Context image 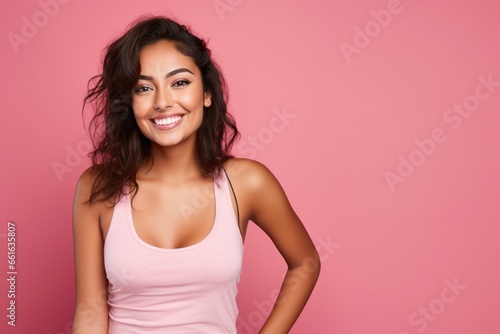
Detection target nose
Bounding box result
[153,86,173,111]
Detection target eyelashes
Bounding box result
[134,86,152,93]
[172,79,191,87]
[133,80,192,94]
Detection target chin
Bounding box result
[152,132,197,148]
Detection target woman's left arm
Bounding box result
[236,159,321,334]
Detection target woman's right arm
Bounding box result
[72,169,109,334]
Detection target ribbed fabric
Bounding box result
[103,171,244,333]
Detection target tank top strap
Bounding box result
[215,168,240,237]
[103,184,131,253]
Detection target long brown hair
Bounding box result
[83,15,239,205]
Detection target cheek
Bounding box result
[131,109,150,135]
[131,99,149,119]
[177,87,205,111]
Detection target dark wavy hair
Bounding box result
[83,15,239,205]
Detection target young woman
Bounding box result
[72,16,320,334]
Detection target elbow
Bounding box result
[288,255,322,280]
[309,257,321,280]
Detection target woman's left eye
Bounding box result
[173,80,191,87]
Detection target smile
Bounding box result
[150,114,185,130]
[153,115,183,125]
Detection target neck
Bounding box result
[138,135,205,184]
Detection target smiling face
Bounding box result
[132,40,212,149]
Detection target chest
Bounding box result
[102,178,245,292]
[134,180,217,249]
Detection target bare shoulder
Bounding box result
[74,167,94,204]
[72,166,104,217]
[75,166,96,192]
[223,158,282,194]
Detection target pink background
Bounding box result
[1,0,499,333]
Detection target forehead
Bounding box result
[139,40,199,75]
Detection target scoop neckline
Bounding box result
[126,176,219,253]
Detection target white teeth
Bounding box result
[154,115,182,125]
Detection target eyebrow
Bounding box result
[138,68,195,81]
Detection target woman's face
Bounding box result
[132,40,211,149]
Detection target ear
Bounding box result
[203,91,212,108]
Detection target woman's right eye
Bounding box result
[134,86,152,93]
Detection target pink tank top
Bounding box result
[103,170,244,333]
